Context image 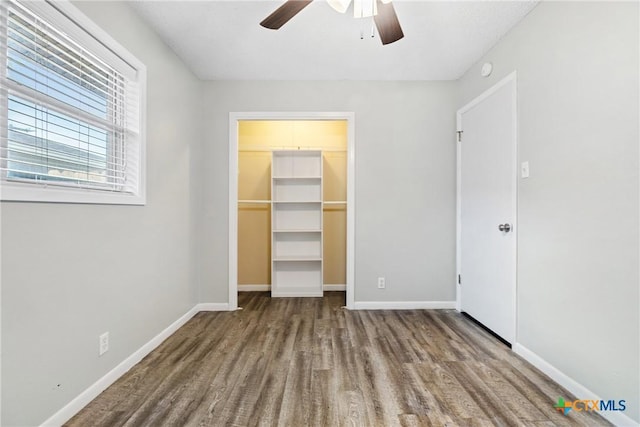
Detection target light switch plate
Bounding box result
[521,161,530,178]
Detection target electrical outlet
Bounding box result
[377,277,386,289]
[99,332,109,356]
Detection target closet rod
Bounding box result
[239,147,347,153]
[238,200,346,205]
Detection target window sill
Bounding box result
[0,181,146,205]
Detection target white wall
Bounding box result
[458,2,639,422]
[201,81,457,304]
[0,2,203,425]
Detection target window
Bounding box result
[0,0,146,204]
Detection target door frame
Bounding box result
[455,71,518,340]
[228,112,356,310]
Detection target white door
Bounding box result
[457,73,517,344]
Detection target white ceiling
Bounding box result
[130,0,538,81]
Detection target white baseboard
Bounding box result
[41,306,199,426]
[513,343,638,427]
[196,302,232,311]
[238,284,269,291]
[238,284,346,292]
[40,303,231,427]
[352,300,456,310]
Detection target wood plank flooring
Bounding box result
[67,292,611,426]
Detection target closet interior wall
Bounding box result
[238,120,347,289]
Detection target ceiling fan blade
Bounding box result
[260,0,314,30]
[374,0,404,45]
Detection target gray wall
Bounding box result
[0,2,203,425]
[201,81,457,303]
[458,1,639,422]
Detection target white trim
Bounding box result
[513,344,639,427]
[238,284,270,292]
[39,302,232,426]
[510,73,519,344]
[0,182,146,205]
[345,113,356,310]
[196,303,233,312]
[228,116,239,311]
[455,71,518,344]
[0,164,2,427]
[40,306,200,427]
[352,301,456,310]
[238,284,346,292]
[455,115,462,312]
[228,112,356,309]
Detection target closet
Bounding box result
[237,121,347,297]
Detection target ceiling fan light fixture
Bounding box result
[353,0,377,18]
[260,0,404,45]
[327,0,351,14]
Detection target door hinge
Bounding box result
[458,274,461,285]
[456,130,463,142]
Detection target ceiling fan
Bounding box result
[260,0,404,45]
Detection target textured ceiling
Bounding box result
[130,0,538,81]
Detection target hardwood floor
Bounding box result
[67,292,610,426]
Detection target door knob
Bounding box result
[498,223,512,232]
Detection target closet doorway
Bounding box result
[228,113,355,309]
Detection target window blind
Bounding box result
[0,0,142,194]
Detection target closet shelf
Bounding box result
[273,176,321,180]
[273,229,321,233]
[273,256,322,262]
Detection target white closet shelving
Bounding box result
[271,150,323,297]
